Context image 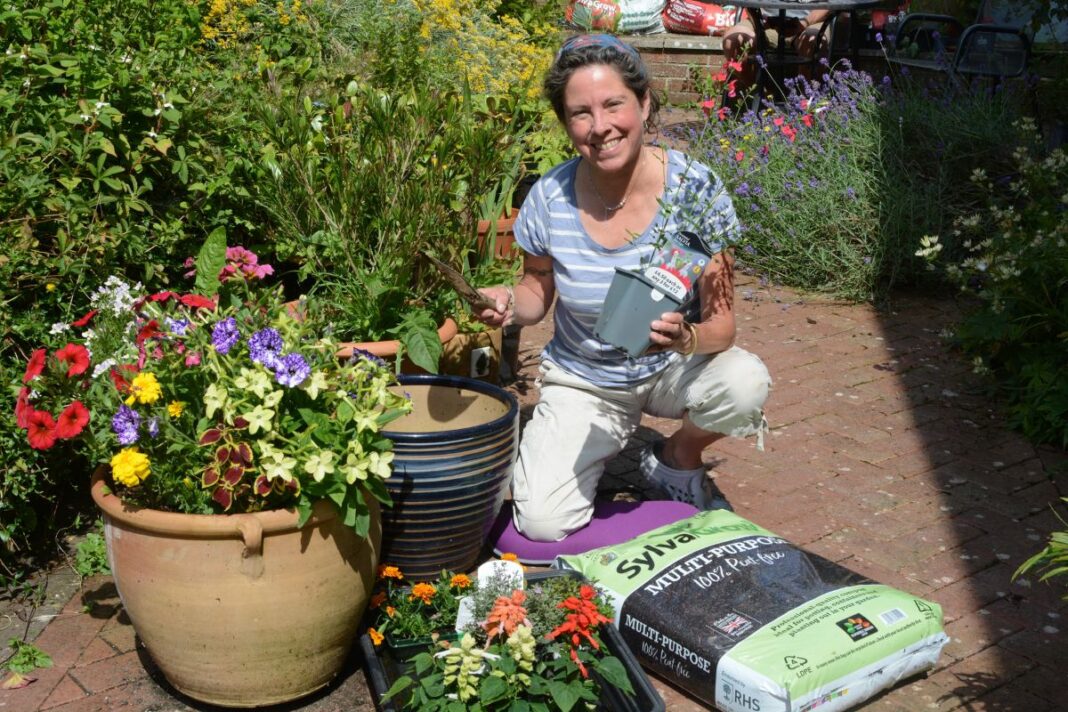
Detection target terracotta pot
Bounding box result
[476,207,521,260]
[336,317,458,363]
[91,471,381,707]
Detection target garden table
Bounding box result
[728,0,884,110]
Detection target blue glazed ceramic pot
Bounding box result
[381,374,519,578]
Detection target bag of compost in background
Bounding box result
[662,0,742,35]
[557,510,948,712]
[566,0,666,34]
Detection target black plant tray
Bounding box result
[359,569,664,712]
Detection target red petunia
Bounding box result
[110,364,138,392]
[26,410,58,450]
[23,349,46,383]
[55,401,90,439]
[179,293,216,310]
[136,320,161,347]
[801,114,814,128]
[149,291,179,303]
[15,387,31,429]
[71,309,97,328]
[55,343,90,378]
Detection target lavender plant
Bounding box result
[688,65,884,300]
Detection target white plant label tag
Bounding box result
[454,596,477,632]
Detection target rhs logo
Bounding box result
[836,614,878,642]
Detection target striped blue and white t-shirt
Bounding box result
[514,149,740,388]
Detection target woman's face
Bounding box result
[562,64,649,174]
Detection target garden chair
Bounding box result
[886,0,1055,81]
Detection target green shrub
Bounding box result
[918,121,1068,447]
[73,520,109,578]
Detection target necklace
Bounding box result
[589,148,645,218]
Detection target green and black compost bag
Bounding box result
[557,510,948,712]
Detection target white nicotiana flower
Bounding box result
[94,101,109,111]
[120,52,132,63]
[92,358,117,379]
[147,130,157,138]
[310,115,323,132]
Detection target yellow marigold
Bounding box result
[450,573,472,589]
[368,627,384,646]
[167,401,184,418]
[377,565,403,581]
[126,372,162,405]
[409,582,436,605]
[111,447,151,487]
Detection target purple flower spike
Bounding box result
[274,353,310,387]
[147,416,160,438]
[112,405,141,445]
[248,328,284,368]
[212,317,240,354]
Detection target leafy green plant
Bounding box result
[917,119,1068,446]
[256,80,526,370]
[73,520,110,578]
[4,639,53,675]
[1014,498,1068,600]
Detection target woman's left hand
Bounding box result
[648,312,692,353]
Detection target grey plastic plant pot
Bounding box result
[594,268,683,358]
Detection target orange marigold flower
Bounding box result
[450,573,472,589]
[368,627,384,646]
[377,565,403,581]
[409,582,436,604]
[369,592,387,609]
[483,589,530,641]
[500,553,519,563]
[386,606,396,618]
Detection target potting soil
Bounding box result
[557,510,948,712]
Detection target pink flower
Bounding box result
[734,150,745,162]
[185,352,202,367]
[700,99,716,117]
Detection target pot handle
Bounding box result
[234,515,265,579]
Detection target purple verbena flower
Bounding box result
[274,353,310,387]
[248,328,284,369]
[212,317,240,354]
[112,405,141,446]
[147,416,160,438]
[165,317,189,336]
[735,182,751,197]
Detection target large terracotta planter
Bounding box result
[91,471,381,707]
[476,207,520,260]
[380,374,518,578]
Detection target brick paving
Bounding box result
[3,112,1067,711]
[3,276,1065,712]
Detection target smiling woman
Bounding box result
[469,33,772,546]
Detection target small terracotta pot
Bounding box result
[336,317,458,362]
[476,207,521,260]
[91,471,381,707]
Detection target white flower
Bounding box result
[50,322,70,335]
[92,358,117,379]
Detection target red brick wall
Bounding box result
[626,34,727,106]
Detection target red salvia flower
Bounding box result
[26,410,58,450]
[55,401,90,439]
[55,343,90,378]
[483,589,530,642]
[23,349,46,383]
[547,584,612,678]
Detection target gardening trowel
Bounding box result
[422,252,497,312]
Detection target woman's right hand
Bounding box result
[474,286,513,328]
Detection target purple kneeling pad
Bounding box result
[489,500,700,566]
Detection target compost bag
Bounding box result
[565,0,666,34]
[662,0,742,35]
[557,510,948,712]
